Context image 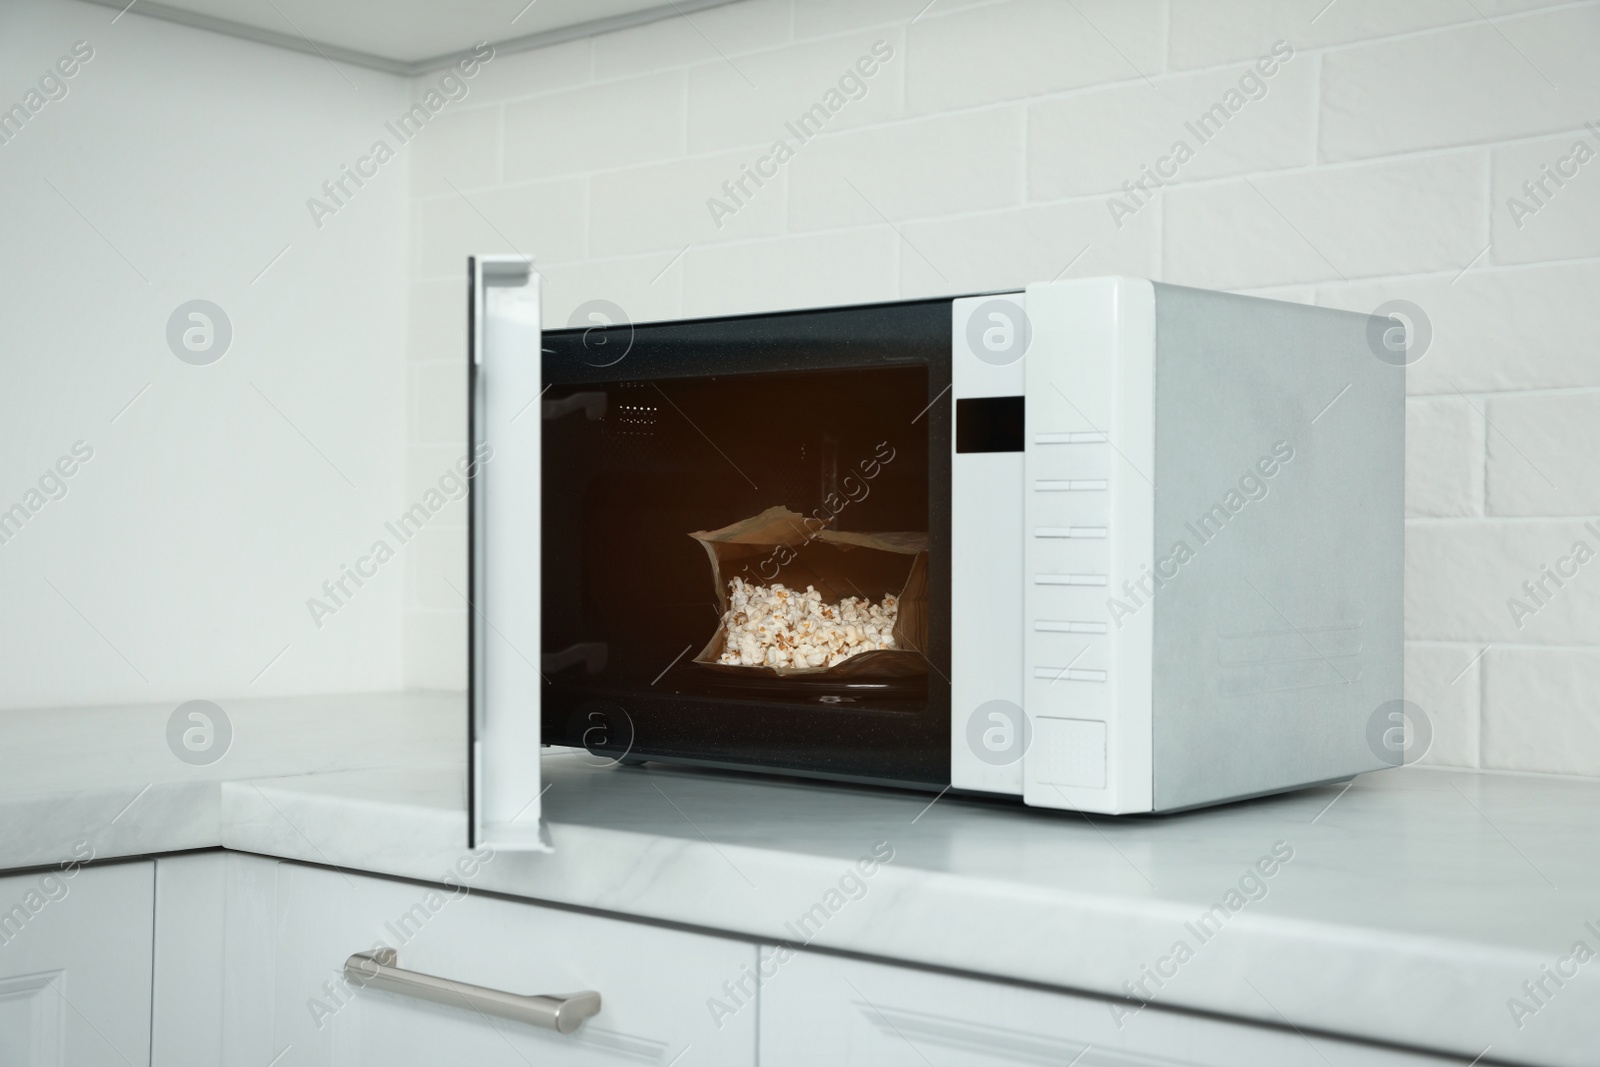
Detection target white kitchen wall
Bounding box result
[0,0,411,708]
[403,0,1600,775]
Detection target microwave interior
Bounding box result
[541,300,952,789]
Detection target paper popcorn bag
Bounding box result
[688,506,929,678]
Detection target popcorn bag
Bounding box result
[689,506,929,678]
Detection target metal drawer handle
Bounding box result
[345,948,601,1034]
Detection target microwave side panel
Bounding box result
[1147,284,1403,811]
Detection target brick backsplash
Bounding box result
[401,0,1600,775]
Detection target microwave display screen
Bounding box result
[540,301,952,788]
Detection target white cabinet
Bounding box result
[153,853,756,1066]
[150,852,277,1065]
[0,860,154,1067]
[139,853,1467,1067]
[758,949,1455,1067]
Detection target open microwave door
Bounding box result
[468,255,548,851]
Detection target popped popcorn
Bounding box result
[715,577,900,669]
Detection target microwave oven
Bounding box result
[466,258,1403,848]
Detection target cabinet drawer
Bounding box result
[0,860,154,1067]
[759,950,1456,1066]
[271,860,755,1066]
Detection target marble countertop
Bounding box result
[5,692,1595,1066]
[0,691,461,870]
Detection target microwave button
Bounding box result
[1033,526,1107,538]
[1034,620,1109,634]
[1034,479,1108,491]
[1032,667,1108,683]
[1033,717,1108,789]
[1033,431,1108,445]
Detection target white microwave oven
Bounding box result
[466,259,1403,848]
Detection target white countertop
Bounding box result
[4,692,1594,1066]
[0,692,461,871]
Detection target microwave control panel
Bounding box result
[950,280,1156,814]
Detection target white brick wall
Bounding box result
[401,0,1600,776]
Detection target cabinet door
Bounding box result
[150,852,279,1066]
[272,861,756,1066]
[759,949,1455,1067]
[0,861,153,1067]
